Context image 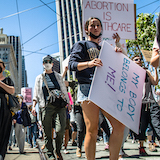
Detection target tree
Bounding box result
[4,69,11,77]
[126,13,157,58]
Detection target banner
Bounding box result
[83,0,135,39]
[21,87,32,105]
[88,41,146,134]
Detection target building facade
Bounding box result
[56,0,84,80]
[0,28,27,93]
[22,55,28,87]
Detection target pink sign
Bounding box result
[21,87,32,105]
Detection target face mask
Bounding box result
[43,63,52,71]
[88,32,102,39]
[0,66,2,73]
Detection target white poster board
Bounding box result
[101,38,127,52]
[62,55,70,73]
[83,0,135,40]
[21,87,32,105]
[88,41,146,134]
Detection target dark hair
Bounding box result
[85,17,102,35]
[131,55,140,60]
[0,59,5,68]
[156,14,160,48]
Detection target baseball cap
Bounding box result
[43,55,53,62]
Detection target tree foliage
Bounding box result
[126,13,157,58]
[4,69,11,77]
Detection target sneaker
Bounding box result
[118,158,126,160]
[56,152,63,160]
[121,149,129,158]
[104,144,109,150]
[20,151,26,154]
[46,152,56,160]
[8,146,12,150]
[76,147,82,158]
[132,139,135,143]
[30,145,33,148]
[139,147,148,156]
[96,142,99,145]
[149,143,157,152]
[72,141,77,146]
[63,149,69,154]
[153,142,159,147]
[34,145,38,148]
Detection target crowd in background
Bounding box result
[0,13,160,160]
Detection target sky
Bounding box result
[0,0,160,93]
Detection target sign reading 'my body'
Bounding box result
[88,41,146,134]
[83,0,135,39]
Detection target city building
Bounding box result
[22,55,28,87]
[0,28,27,93]
[51,52,60,73]
[56,0,83,80]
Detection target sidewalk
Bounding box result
[5,142,40,160]
[37,138,160,160]
[5,138,160,160]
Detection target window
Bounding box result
[3,53,8,62]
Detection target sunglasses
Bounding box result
[134,58,142,62]
[43,60,52,64]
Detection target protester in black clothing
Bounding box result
[132,55,160,156]
[0,59,15,160]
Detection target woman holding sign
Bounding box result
[69,17,125,160]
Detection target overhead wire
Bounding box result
[16,0,24,56]
[22,21,57,46]
[0,1,56,20]
[21,0,82,56]
[137,0,160,10]
[152,5,160,14]
[24,32,81,57]
[11,0,160,57]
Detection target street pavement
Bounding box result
[5,142,40,160]
[38,138,160,160]
[5,138,160,160]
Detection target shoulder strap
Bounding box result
[41,73,51,94]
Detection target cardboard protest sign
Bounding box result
[21,87,32,105]
[62,55,70,73]
[88,41,146,134]
[141,50,152,62]
[101,37,127,52]
[83,0,135,39]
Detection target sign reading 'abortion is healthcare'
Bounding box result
[88,41,146,134]
[83,0,135,40]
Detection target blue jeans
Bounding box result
[9,125,16,146]
[27,123,38,147]
[77,84,90,102]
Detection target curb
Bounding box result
[37,141,47,160]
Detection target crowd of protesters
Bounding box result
[0,14,160,160]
